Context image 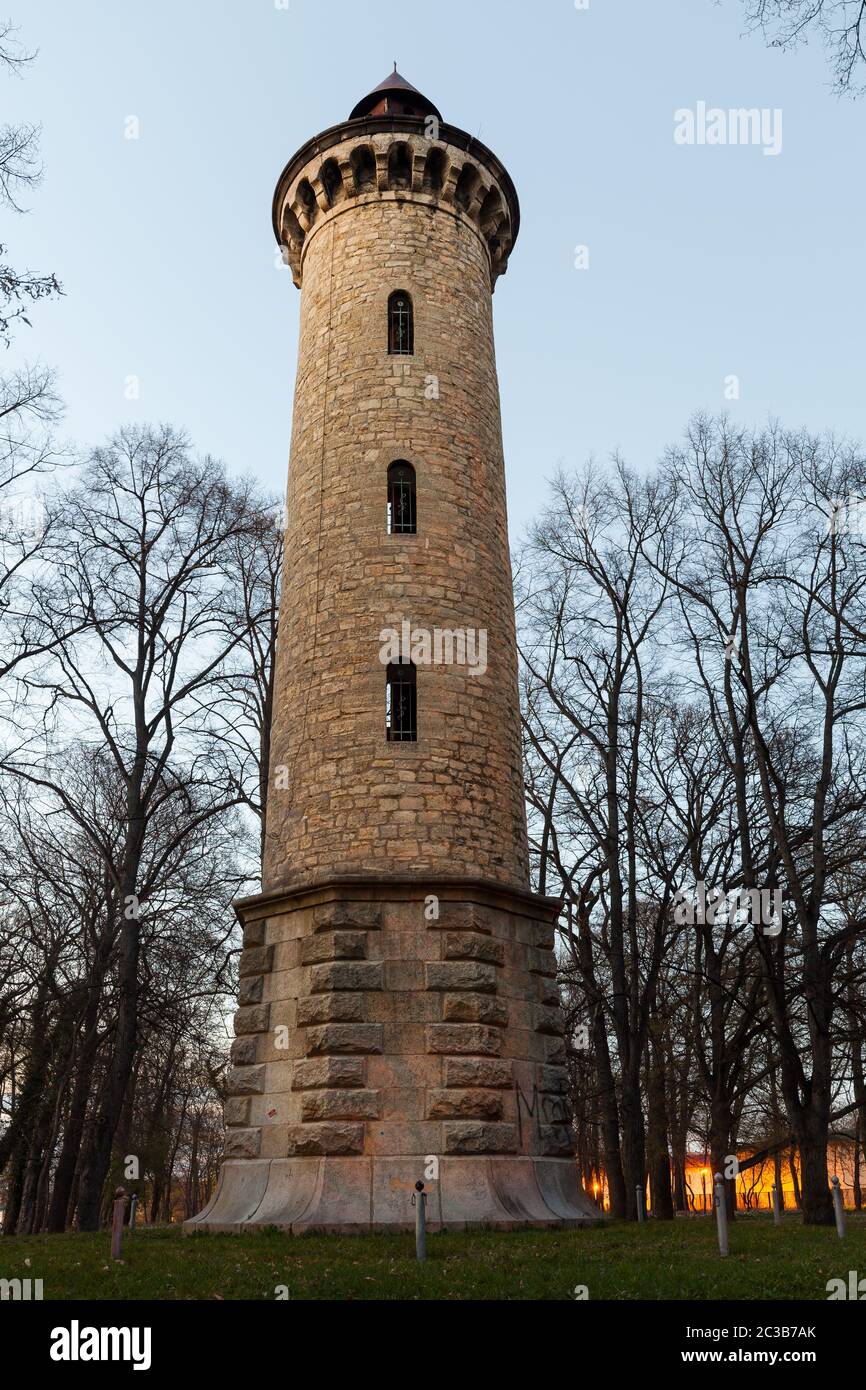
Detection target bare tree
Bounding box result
[741,0,866,95]
[0,20,61,345]
[6,425,267,1228]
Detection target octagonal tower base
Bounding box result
[184,879,600,1233]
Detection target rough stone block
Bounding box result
[442,993,509,1027]
[314,903,380,932]
[225,1096,252,1128]
[532,922,557,951]
[238,975,264,1007]
[286,1123,365,1156]
[224,1128,261,1159]
[300,931,367,965]
[534,1005,566,1036]
[427,1089,503,1120]
[242,918,267,947]
[297,993,365,1026]
[538,1124,575,1157]
[537,1065,569,1095]
[526,946,557,978]
[537,978,561,1007]
[300,1089,381,1122]
[544,1036,567,1067]
[293,1057,367,1090]
[442,933,505,966]
[426,961,497,994]
[227,1064,265,1097]
[443,1122,518,1155]
[426,1024,503,1056]
[311,961,383,994]
[230,1036,259,1067]
[240,945,274,978]
[431,904,493,934]
[305,1023,383,1055]
[234,1003,271,1036]
[445,1057,514,1089]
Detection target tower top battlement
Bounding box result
[273,78,519,291]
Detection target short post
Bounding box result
[771,1183,782,1226]
[831,1176,846,1238]
[413,1180,427,1262]
[714,1173,729,1258]
[128,1193,138,1231]
[636,1184,646,1223]
[110,1187,127,1261]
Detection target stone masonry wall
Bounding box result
[225,887,573,1166]
[263,130,529,894]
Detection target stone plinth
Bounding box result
[184,879,598,1231]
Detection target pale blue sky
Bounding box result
[5,0,864,532]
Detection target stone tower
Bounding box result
[187,70,597,1231]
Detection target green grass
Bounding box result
[2,1214,864,1300]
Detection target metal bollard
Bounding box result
[128,1193,138,1231]
[413,1180,427,1262]
[771,1183,782,1226]
[110,1187,127,1261]
[635,1184,646,1223]
[831,1176,846,1238]
[714,1173,729,1258]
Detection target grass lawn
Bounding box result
[2,1213,864,1300]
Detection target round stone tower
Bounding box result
[187,71,597,1232]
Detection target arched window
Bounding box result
[387,461,416,535]
[388,291,414,355]
[386,662,417,742]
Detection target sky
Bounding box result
[4,0,865,536]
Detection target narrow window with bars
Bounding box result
[388,290,414,355]
[387,461,417,535]
[386,662,417,742]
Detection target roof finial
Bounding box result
[393,60,398,73]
